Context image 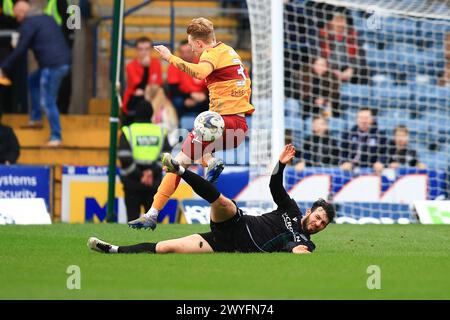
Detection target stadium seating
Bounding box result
[180,115,196,131]
[339,83,371,110]
[380,17,418,44]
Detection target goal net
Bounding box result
[246,0,450,223]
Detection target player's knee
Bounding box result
[213,195,233,210]
[156,242,174,254]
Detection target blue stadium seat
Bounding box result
[420,149,449,170]
[340,84,371,110]
[285,117,303,132]
[328,117,348,135]
[423,110,450,133]
[366,48,397,73]
[403,118,430,134]
[337,202,413,220]
[374,43,445,76]
[379,113,426,140]
[410,84,450,113]
[180,115,196,131]
[407,49,444,75]
[389,44,419,72]
[382,17,418,44]
[285,98,302,119]
[370,85,412,110]
[303,117,312,136]
[216,138,249,166]
[286,116,305,148]
[350,10,366,32]
[377,116,399,132]
[245,116,252,130]
[419,20,449,43]
[406,73,436,86]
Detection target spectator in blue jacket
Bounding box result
[0,0,70,147]
[340,107,387,174]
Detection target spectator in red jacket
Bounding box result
[123,36,163,125]
[167,40,208,119]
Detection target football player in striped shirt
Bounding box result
[128,17,254,231]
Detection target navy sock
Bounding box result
[118,242,157,254]
[181,169,221,203]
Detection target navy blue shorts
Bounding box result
[198,204,258,253]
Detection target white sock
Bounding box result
[109,245,118,253]
[144,207,159,219]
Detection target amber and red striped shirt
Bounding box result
[199,42,254,115]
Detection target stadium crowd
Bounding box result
[285,0,449,171]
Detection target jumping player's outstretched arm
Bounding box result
[154,45,213,80]
[269,144,296,207]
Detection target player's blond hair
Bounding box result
[187,17,215,43]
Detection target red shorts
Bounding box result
[182,114,249,161]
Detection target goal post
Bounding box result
[246,0,450,222]
[270,0,286,166]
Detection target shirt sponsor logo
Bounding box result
[136,136,159,146]
[282,213,301,242]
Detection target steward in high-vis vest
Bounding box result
[0,0,24,115]
[0,0,19,30]
[1,0,14,16]
[118,100,171,221]
[0,0,17,63]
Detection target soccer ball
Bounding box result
[193,111,225,142]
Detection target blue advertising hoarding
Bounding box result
[181,199,415,224]
[207,166,447,203]
[61,166,178,224]
[0,165,52,209]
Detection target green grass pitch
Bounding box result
[0,223,449,299]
